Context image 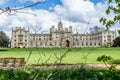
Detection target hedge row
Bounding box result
[0,68,120,80]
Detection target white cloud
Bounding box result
[0,0,117,38]
[54,0,95,22]
[54,0,116,31]
[0,0,8,5]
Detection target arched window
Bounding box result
[50,42,52,46]
[86,42,88,46]
[94,42,96,46]
[82,42,83,46]
[90,42,92,46]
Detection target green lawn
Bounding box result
[0,48,119,65]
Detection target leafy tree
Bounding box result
[89,26,102,33]
[112,36,120,47]
[97,55,113,68]
[100,0,120,32]
[0,31,9,47]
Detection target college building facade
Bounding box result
[11,21,115,48]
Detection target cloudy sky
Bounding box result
[0,0,118,38]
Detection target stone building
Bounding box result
[11,21,115,48]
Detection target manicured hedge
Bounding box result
[0,68,120,80]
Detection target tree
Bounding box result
[0,31,9,47]
[100,0,120,32]
[112,36,120,47]
[89,26,102,33]
[97,55,113,68]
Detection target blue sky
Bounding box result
[0,0,106,10]
[90,0,106,4]
[0,0,118,37]
[0,0,62,10]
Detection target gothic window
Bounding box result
[82,42,83,46]
[25,40,27,42]
[104,40,106,42]
[90,42,92,46]
[94,42,96,46]
[50,42,52,46]
[60,43,62,46]
[25,35,27,38]
[86,42,88,46]
[50,37,52,40]
[99,42,100,46]
[14,39,16,42]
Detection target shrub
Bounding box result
[0,68,119,80]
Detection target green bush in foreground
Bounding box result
[0,68,120,80]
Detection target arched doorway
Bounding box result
[65,40,70,47]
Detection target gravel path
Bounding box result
[31,64,120,70]
[1,64,120,70]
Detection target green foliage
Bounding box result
[100,0,120,33]
[0,31,9,47]
[97,55,118,71]
[0,68,119,80]
[97,55,114,70]
[118,30,120,34]
[97,55,113,62]
[112,36,120,47]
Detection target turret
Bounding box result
[50,25,55,33]
[58,21,63,31]
[69,26,72,32]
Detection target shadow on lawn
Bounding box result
[111,59,120,64]
[0,49,8,52]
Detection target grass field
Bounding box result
[0,47,120,65]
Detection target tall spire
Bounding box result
[58,20,63,31]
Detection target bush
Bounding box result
[0,68,119,80]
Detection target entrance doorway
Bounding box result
[65,40,70,47]
[18,43,23,48]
